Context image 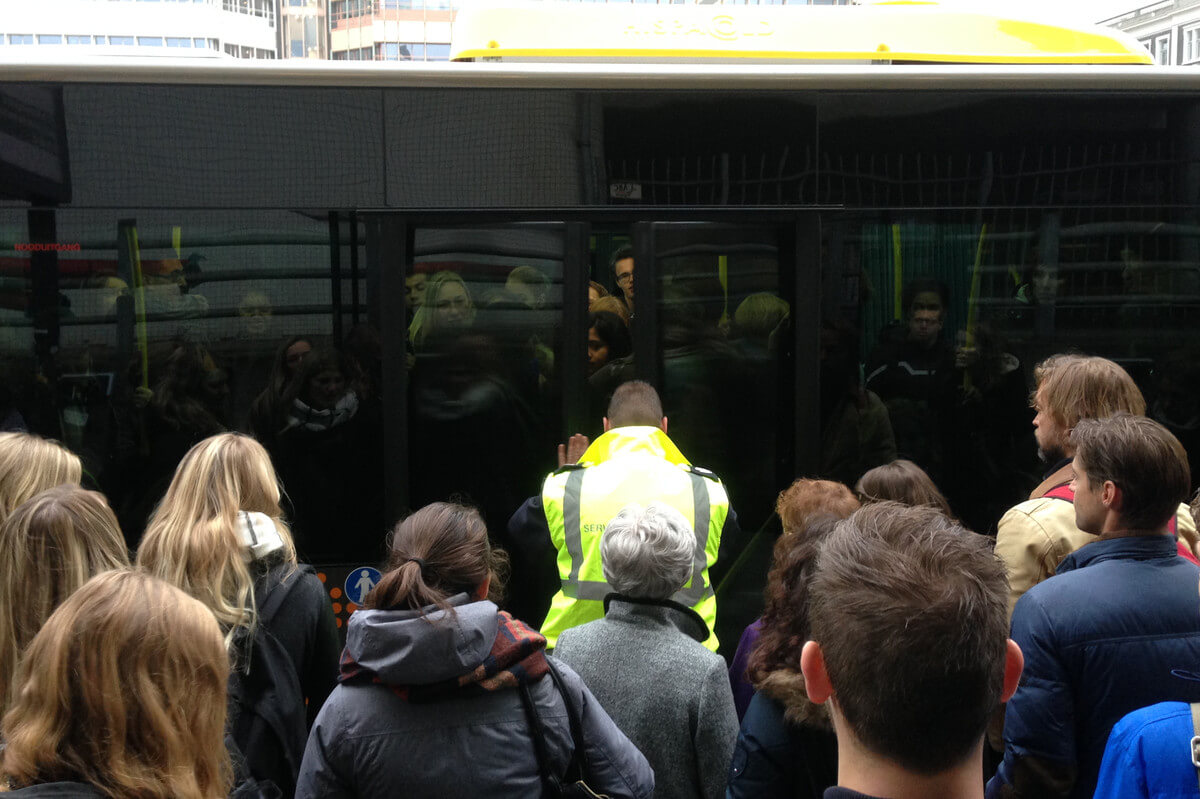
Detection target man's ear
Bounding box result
[1001,639,1024,703]
[602,417,611,433]
[661,416,668,434]
[800,641,834,704]
[1101,480,1121,513]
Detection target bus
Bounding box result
[1,4,1195,641]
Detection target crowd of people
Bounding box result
[8,246,1200,799]
[0,351,1197,799]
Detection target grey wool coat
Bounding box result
[554,595,739,799]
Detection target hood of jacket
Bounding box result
[756,667,831,730]
[343,594,499,686]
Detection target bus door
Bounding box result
[594,220,820,651]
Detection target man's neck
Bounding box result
[1097,522,1172,540]
[836,739,985,799]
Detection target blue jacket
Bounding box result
[988,535,1200,799]
[1093,701,1200,799]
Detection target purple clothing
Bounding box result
[729,618,763,721]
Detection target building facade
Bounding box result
[0,0,278,59]
[1103,0,1200,65]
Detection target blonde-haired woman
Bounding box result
[0,570,231,799]
[137,432,339,797]
[0,485,129,715]
[0,432,81,525]
[408,270,476,352]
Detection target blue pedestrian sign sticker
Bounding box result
[345,567,382,605]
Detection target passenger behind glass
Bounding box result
[408,323,546,541]
[343,324,383,403]
[405,271,428,314]
[271,348,384,563]
[0,571,233,799]
[504,265,550,311]
[588,311,632,377]
[248,335,313,448]
[854,459,954,519]
[409,271,476,353]
[217,290,276,434]
[115,341,229,548]
[864,279,956,483]
[612,245,635,315]
[819,321,897,488]
[590,295,630,327]
[0,484,129,717]
[732,293,789,356]
[943,323,1036,535]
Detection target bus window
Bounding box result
[2,209,369,556]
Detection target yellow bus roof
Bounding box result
[450,3,1152,65]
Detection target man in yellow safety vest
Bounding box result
[506,380,736,651]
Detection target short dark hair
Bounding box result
[609,245,634,271]
[809,502,1008,775]
[606,380,663,428]
[1071,413,1190,532]
[902,279,949,317]
[589,311,632,361]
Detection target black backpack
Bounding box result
[228,564,312,799]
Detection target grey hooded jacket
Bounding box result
[294,596,654,799]
[554,596,739,799]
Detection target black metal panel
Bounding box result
[794,215,821,477]
[562,222,590,439]
[371,214,410,527]
[631,221,660,390]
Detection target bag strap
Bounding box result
[1191,702,1200,793]
[545,660,590,782]
[518,660,594,797]
[519,679,564,797]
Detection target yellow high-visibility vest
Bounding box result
[540,426,728,651]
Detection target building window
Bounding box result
[66,35,91,44]
[138,36,164,46]
[109,36,135,45]
[9,34,34,44]
[291,38,304,56]
[426,42,450,60]
[1155,32,1172,65]
[1184,24,1200,64]
[166,37,192,47]
[37,34,63,44]
[225,42,238,56]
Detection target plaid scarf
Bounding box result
[338,610,549,703]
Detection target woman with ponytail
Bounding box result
[295,501,653,799]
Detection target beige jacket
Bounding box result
[995,462,1198,619]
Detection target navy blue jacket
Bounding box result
[987,535,1200,799]
[726,692,837,799]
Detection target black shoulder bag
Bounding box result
[518,661,610,799]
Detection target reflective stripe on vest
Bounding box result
[558,468,714,606]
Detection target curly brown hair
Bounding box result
[747,479,858,686]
